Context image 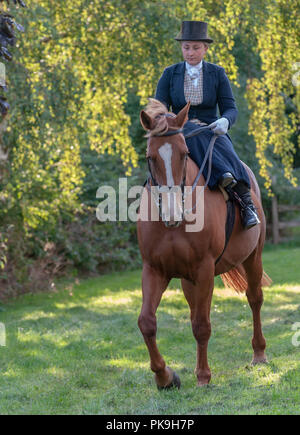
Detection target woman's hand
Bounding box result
[210,117,229,135]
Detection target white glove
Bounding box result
[210,117,229,135]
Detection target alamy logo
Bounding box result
[291,322,300,347]
[292,62,300,87]
[0,322,6,347]
[0,63,5,89]
[96,178,205,232]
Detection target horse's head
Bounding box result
[140,100,190,226]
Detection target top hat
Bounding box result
[174,21,213,43]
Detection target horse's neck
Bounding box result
[186,157,206,187]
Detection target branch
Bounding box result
[0,1,26,118]
[0,0,26,7]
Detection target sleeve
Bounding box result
[217,67,238,129]
[154,67,172,111]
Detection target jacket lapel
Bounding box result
[202,60,215,107]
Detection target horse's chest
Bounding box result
[146,233,199,277]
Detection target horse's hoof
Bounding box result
[197,380,210,387]
[157,370,181,390]
[251,354,268,366]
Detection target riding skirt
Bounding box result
[183,120,251,189]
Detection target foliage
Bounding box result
[0,0,26,118]
[0,0,299,296]
[244,0,300,189]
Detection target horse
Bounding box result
[136,98,272,389]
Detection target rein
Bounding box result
[184,124,218,193]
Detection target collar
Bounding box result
[185,60,203,71]
[173,61,214,75]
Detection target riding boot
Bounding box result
[219,172,260,230]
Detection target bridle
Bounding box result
[145,117,218,227]
[147,148,188,228]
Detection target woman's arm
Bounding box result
[217,67,238,129]
[155,67,172,110]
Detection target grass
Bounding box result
[0,245,299,415]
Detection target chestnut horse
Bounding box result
[137,99,271,388]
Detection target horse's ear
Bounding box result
[175,102,190,128]
[140,110,155,131]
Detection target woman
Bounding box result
[155,20,259,230]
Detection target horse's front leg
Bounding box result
[182,262,214,386]
[138,263,180,389]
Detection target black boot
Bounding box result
[236,187,261,229]
[219,172,237,189]
[219,173,260,230]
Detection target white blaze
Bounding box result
[157,143,184,224]
[158,143,174,187]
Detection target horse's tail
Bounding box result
[220,265,272,294]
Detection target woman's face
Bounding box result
[181,41,208,65]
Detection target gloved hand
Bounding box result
[209,117,229,135]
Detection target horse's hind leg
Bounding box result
[243,246,267,365]
[138,263,180,389]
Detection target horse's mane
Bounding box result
[144,98,175,137]
[144,98,168,118]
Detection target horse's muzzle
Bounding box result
[159,186,184,228]
[164,220,182,228]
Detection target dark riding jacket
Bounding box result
[155,60,238,129]
[154,61,251,189]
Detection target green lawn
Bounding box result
[0,245,299,415]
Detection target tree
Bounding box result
[244,0,300,189]
[0,1,299,295]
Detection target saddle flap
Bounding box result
[218,185,229,202]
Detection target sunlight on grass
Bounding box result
[269,284,300,294]
[108,358,148,370]
[21,311,57,321]
[0,248,299,414]
[91,295,135,307]
[214,287,240,297]
[17,332,42,344]
[46,367,68,378]
[256,371,282,386]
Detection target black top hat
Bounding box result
[175,21,213,43]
